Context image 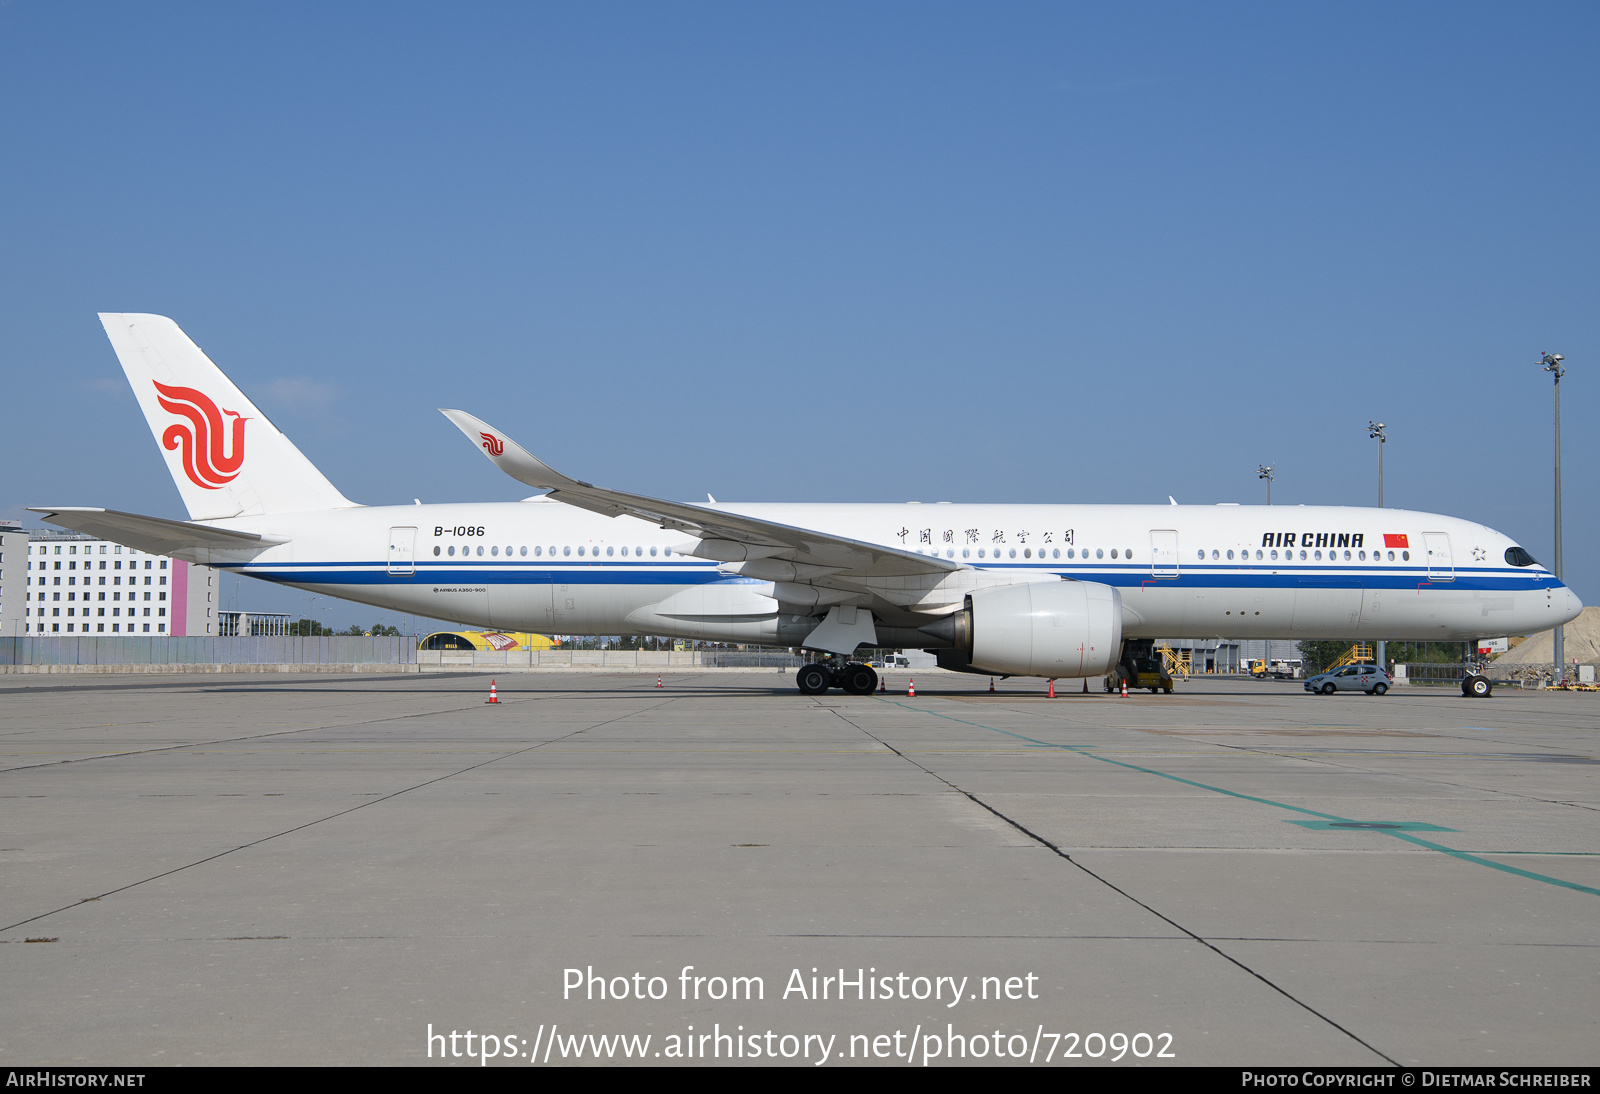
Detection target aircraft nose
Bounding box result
[1565,586,1584,620]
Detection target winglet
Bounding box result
[439,410,587,493]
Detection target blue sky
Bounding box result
[3,2,1596,629]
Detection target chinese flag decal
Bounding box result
[1384,534,1409,549]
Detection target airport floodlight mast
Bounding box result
[1367,423,1386,669]
[1258,466,1274,676]
[1542,352,1566,681]
[1367,422,1386,508]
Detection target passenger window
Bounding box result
[1110,549,1118,559]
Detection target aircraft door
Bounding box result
[1150,530,1179,577]
[1424,533,1454,581]
[387,526,416,577]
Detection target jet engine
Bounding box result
[921,581,1123,678]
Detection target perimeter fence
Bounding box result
[0,635,416,667]
[416,648,805,670]
[1398,661,1595,689]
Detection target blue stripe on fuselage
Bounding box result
[215,560,1563,593]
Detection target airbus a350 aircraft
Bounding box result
[31,314,1583,696]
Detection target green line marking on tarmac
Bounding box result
[1287,820,1455,832]
[879,696,1600,898]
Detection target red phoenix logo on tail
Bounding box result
[153,381,250,490]
[479,432,505,457]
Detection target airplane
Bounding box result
[30,314,1584,697]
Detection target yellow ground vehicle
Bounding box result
[419,630,558,651]
[1106,656,1175,694]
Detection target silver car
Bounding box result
[1304,664,1391,696]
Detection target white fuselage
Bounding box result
[196,498,1581,648]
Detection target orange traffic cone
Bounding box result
[1121,678,1128,698]
[487,679,500,704]
[878,674,886,693]
[907,678,916,697]
[989,677,995,692]
[656,675,663,688]
[1048,678,1055,698]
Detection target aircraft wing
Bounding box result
[26,506,287,559]
[440,410,958,580]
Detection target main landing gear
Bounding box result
[797,661,878,696]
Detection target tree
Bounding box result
[290,618,332,636]
[1298,641,1353,674]
[1299,639,1469,673]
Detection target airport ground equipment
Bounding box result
[1327,643,1375,671]
[1156,644,1191,679]
[1104,638,1174,694]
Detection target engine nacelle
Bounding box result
[960,580,1123,678]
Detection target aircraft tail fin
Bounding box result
[99,314,356,520]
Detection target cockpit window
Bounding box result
[1505,546,1539,568]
